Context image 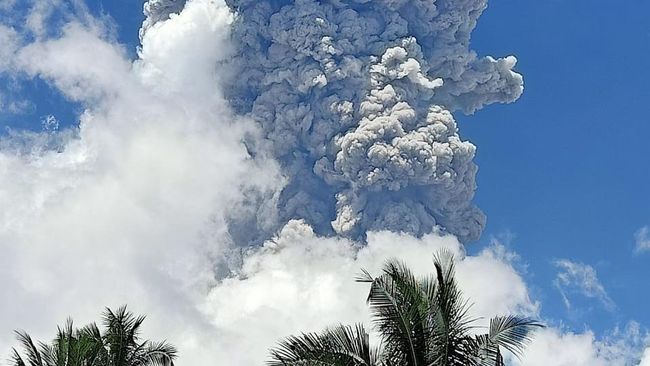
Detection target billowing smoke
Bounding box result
[110,0,526,245]
[216,0,523,244]
[141,0,188,39]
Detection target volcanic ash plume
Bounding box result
[141,0,188,39]
[211,0,524,244]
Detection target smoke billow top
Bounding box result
[145,0,523,244]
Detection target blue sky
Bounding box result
[463,0,650,334]
[2,0,649,361]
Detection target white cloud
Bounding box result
[25,0,61,37]
[170,220,649,365]
[198,220,539,364]
[0,0,16,11]
[15,22,133,103]
[0,24,30,116]
[640,347,650,366]
[0,1,283,363]
[635,226,650,253]
[519,323,648,366]
[0,24,18,71]
[554,259,615,312]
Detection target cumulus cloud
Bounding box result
[0,24,19,113]
[635,226,650,253]
[0,24,18,71]
[0,0,282,362]
[519,323,649,366]
[0,0,16,11]
[554,259,616,312]
[198,220,539,364]
[641,348,650,366]
[25,0,61,37]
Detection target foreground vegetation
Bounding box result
[8,251,542,366]
[268,250,543,366]
[10,307,176,366]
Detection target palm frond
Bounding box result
[359,259,431,365]
[268,323,376,366]
[103,305,144,365]
[466,334,500,366]
[428,250,479,365]
[10,307,175,366]
[10,348,27,366]
[273,249,543,366]
[13,331,44,366]
[134,341,178,366]
[486,316,543,358]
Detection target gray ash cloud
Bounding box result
[145,0,523,244]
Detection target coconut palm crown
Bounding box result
[10,306,176,366]
[268,249,543,366]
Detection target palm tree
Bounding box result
[268,250,543,366]
[11,319,102,366]
[10,306,177,366]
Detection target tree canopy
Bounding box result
[269,250,543,366]
[10,306,176,366]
